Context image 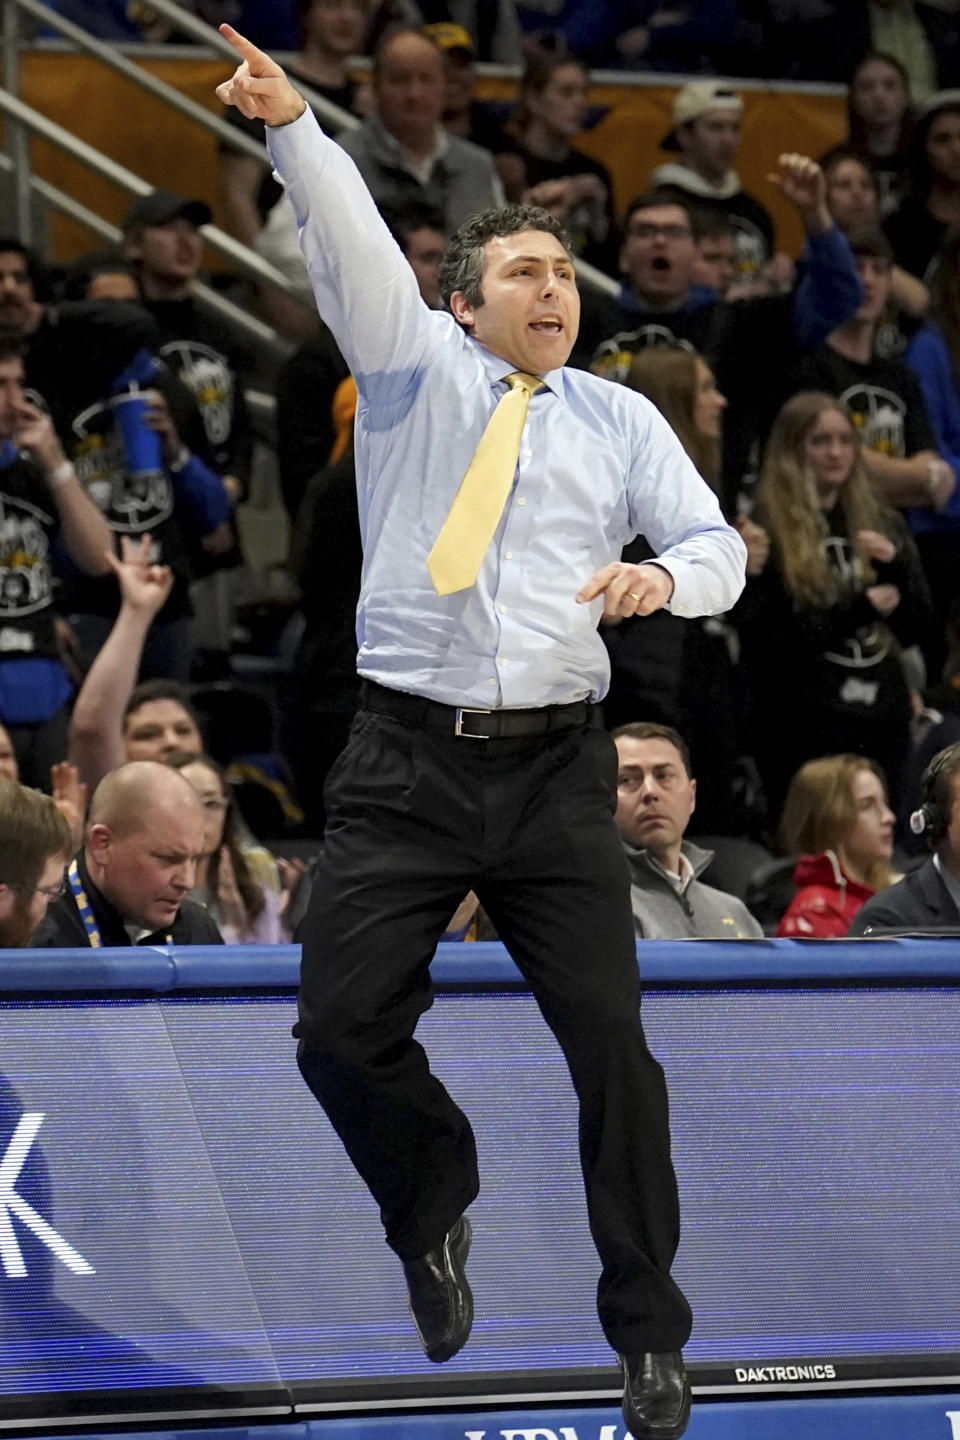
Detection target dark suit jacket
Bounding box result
[847,857,960,936]
[33,853,223,948]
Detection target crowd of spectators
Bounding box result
[31,1,960,89]
[9,0,960,946]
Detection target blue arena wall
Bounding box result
[0,938,957,1432]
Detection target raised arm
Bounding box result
[68,536,174,793]
[215,25,306,126]
[13,401,112,575]
[767,155,864,350]
[216,27,433,396]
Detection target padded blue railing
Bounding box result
[2,936,959,990]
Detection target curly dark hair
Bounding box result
[438,204,573,315]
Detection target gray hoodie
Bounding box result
[623,839,763,940]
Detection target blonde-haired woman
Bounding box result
[776,754,896,937]
[609,347,762,833]
[625,349,725,488]
[734,390,933,824]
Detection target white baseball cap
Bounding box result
[662,80,743,150]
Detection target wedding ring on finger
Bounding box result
[627,592,641,602]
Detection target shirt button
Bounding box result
[505,551,513,559]
[498,605,507,615]
[521,450,532,460]
[517,497,526,506]
[487,678,496,686]
[500,657,509,666]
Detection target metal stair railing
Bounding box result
[117,0,360,135]
[13,0,278,168]
[0,146,286,361]
[0,87,304,301]
[1,0,618,315]
[0,0,324,361]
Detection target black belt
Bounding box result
[361,681,593,740]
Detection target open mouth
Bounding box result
[650,257,672,273]
[529,318,563,334]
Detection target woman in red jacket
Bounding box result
[776,754,897,937]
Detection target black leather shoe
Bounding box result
[402,1215,473,1363]
[620,1350,691,1440]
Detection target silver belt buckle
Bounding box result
[454,707,492,739]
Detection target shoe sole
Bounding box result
[419,1215,474,1364]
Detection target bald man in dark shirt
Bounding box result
[34,761,222,948]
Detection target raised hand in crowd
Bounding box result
[106,533,175,618]
[50,760,87,853]
[215,25,307,128]
[768,152,832,235]
[12,395,112,576]
[69,535,174,793]
[13,396,65,476]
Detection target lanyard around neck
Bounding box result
[68,859,102,949]
[68,859,173,948]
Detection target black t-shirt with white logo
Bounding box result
[61,377,192,621]
[733,505,932,807]
[0,454,61,663]
[787,345,936,460]
[145,298,252,485]
[573,286,795,512]
[21,301,157,446]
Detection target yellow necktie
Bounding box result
[427,371,543,596]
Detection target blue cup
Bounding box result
[111,389,164,478]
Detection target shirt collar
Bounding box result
[368,112,448,172]
[470,336,566,400]
[934,852,960,913]
[645,847,695,894]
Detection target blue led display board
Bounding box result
[0,942,956,1426]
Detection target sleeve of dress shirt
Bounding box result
[625,399,747,618]
[266,108,436,402]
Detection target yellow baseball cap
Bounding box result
[422,21,475,55]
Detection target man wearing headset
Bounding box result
[848,742,960,934]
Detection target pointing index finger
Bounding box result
[218,23,281,75]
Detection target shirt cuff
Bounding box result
[650,557,691,616]
[266,103,323,183]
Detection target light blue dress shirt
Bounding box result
[269,109,747,709]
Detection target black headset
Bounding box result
[910,743,960,846]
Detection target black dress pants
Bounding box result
[295,701,693,1353]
